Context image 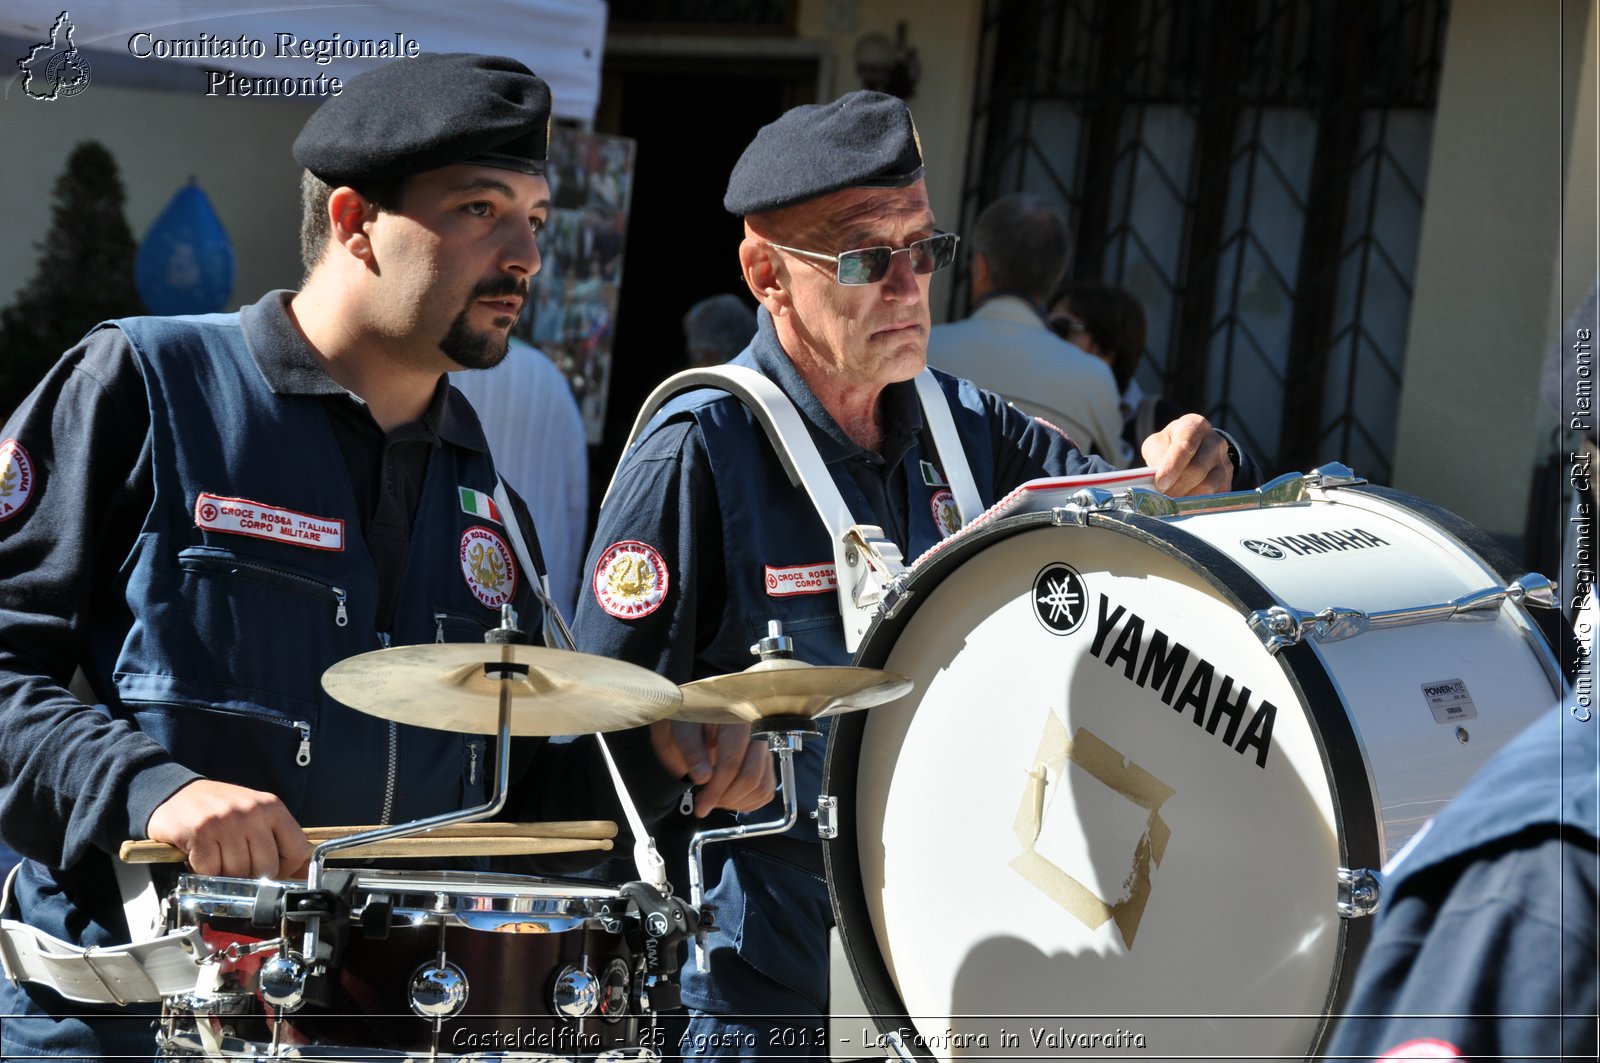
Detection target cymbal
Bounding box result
[674,658,913,725]
[321,643,681,736]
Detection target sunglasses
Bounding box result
[766,231,960,285]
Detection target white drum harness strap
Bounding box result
[608,366,982,652]
[0,861,207,1005]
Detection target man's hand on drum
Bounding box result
[1142,413,1236,497]
[145,779,312,879]
[650,719,776,817]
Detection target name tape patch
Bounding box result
[195,492,345,551]
[764,562,838,598]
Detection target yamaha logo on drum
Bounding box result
[1033,563,1088,634]
[1241,539,1286,559]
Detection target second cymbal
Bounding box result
[675,658,913,725]
[321,642,682,736]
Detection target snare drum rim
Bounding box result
[825,506,1379,1060]
[174,868,625,932]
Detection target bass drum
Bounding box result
[824,477,1562,1061]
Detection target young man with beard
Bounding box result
[0,54,747,1060]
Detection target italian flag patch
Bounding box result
[459,486,502,524]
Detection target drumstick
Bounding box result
[119,835,613,864]
[299,820,618,841]
[117,820,617,864]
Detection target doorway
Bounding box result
[588,47,822,520]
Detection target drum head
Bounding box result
[827,489,1559,1061]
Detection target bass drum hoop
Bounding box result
[823,496,1404,1060]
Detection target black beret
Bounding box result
[293,53,551,185]
[724,90,924,215]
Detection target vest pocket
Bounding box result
[431,608,493,644]
[116,676,316,815]
[178,546,349,628]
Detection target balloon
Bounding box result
[136,179,234,315]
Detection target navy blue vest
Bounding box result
[105,312,539,828]
[2,311,543,1058]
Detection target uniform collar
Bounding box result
[743,306,924,466]
[240,290,487,453]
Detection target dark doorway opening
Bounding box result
[588,51,819,525]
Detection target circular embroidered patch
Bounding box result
[594,540,668,620]
[459,525,517,608]
[930,488,961,538]
[1378,1039,1464,1060]
[0,439,36,523]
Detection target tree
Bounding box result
[0,141,143,416]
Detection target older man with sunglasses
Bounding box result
[573,91,1257,1059]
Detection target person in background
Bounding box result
[1051,279,1185,456]
[927,192,1131,466]
[452,335,589,620]
[573,90,1255,1059]
[682,293,758,370]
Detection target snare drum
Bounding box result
[161,868,660,1061]
[825,475,1562,1061]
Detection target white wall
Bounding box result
[1394,0,1590,544]
[0,83,314,315]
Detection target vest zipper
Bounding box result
[374,629,397,823]
[293,720,312,767]
[178,551,349,628]
[381,722,398,824]
[432,609,490,644]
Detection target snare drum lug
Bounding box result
[1337,866,1381,918]
[409,959,469,1020]
[1050,504,1083,526]
[257,952,308,1011]
[551,962,601,1019]
[1052,487,1117,526]
[879,575,914,619]
[1305,606,1371,643]
[814,794,839,840]
[1247,606,1303,654]
[1306,462,1365,488]
[1508,572,1559,610]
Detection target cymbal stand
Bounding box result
[685,622,819,969]
[685,723,815,970]
[256,606,524,1014]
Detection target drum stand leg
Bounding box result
[686,727,812,969]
